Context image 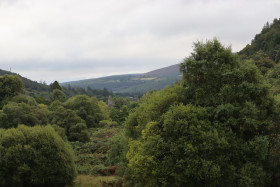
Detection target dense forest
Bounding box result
[1,18,280,186]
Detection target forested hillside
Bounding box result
[1,18,280,187]
[0,69,50,93]
[239,18,280,63]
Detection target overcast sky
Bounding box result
[0,0,279,84]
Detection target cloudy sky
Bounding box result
[0,0,279,84]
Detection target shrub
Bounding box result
[0,125,76,186]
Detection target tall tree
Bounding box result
[51,80,62,91]
[64,95,103,128]
[124,39,277,186]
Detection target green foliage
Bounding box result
[0,125,76,186]
[0,75,24,106]
[11,94,37,106]
[126,104,227,186]
[239,18,280,63]
[48,104,89,142]
[62,85,114,99]
[110,107,127,125]
[107,130,128,166]
[51,80,62,91]
[123,39,276,186]
[251,50,276,74]
[125,83,185,139]
[50,89,66,102]
[35,95,49,105]
[68,123,90,142]
[74,175,122,187]
[51,124,68,141]
[0,69,50,94]
[112,96,130,109]
[98,100,111,120]
[266,63,280,94]
[99,120,118,127]
[108,96,139,125]
[65,95,103,128]
[71,127,120,175]
[0,101,48,129]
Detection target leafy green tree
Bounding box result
[125,83,185,139]
[0,125,76,186]
[98,100,111,120]
[124,39,277,186]
[180,39,274,139]
[50,89,66,102]
[0,75,24,107]
[11,94,37,106]
[266,63,280,94]
[48,104,89,142]
[112,96,130,110]
[252,50,275,74]
[127,104,227,186]
[68,123,89,142]
[64,95,103,128]
[51,124,67,141]
[0,101,48,129]
[35,95,49,105]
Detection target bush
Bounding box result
[0,125,76,186]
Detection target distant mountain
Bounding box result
[62,64,182,95]
[0,69,50,93]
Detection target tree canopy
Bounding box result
[0,75,24,106]
[123,39,278,186]
[64,95,103,128]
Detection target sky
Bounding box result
[0,0,279,84]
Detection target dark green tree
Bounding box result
[51,80,62,91]
[68,123,89,142]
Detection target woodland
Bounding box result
[1,18,280,186]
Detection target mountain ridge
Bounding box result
[61,64,181,94]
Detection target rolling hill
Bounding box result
[61,64,182,95]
